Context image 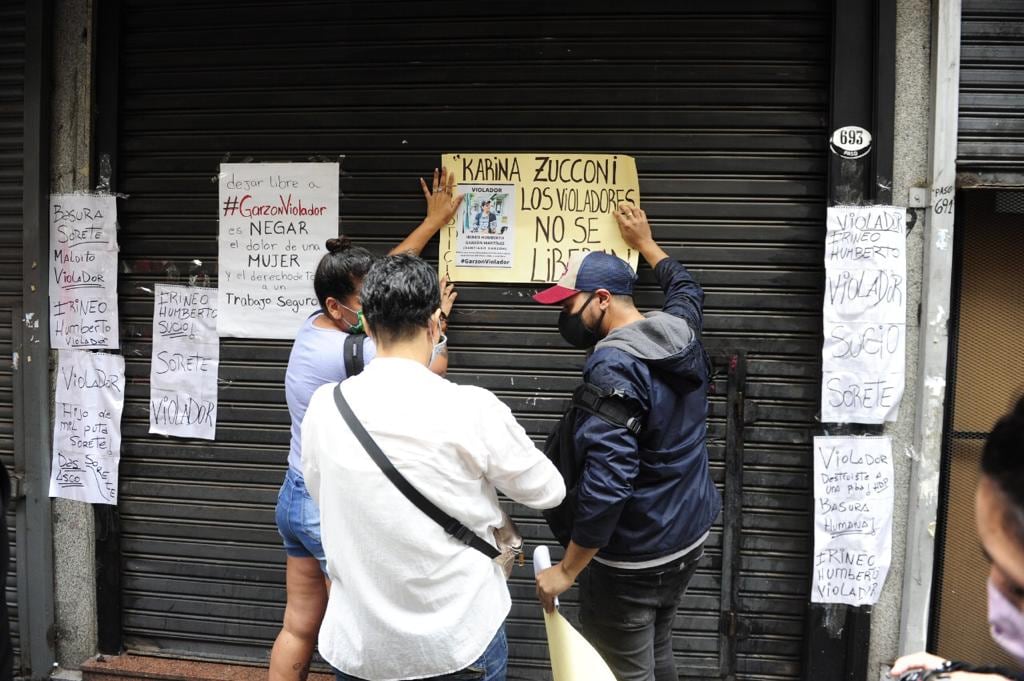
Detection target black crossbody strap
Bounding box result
[572,384,644,435]
[343,333,366,377]
[332,383,499,559]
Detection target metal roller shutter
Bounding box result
[0,0,24,667]
[959,0,1024,182]
[112,2,828,678]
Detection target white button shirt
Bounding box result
[302,357,565,681]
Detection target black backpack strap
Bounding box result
[572,384,644,435]
[343,333,366,377]
[332,383,499,559]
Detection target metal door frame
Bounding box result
[16,0,56,677]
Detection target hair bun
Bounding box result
[325,236,353,254]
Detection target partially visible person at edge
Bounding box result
[890,397,1024,681]
[302,253,565,681]
[533,202,722,681]
[268,169,463,681]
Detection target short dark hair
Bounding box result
[360,253,439,345]
[313,237,374,310]
[981,395,1024,538]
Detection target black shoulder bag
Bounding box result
[542,383,644,547]
[332,383,523,577]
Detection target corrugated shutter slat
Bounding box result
[959,0,1024,180]
[0,0,23,666]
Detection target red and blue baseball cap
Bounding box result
[532,251,637,305]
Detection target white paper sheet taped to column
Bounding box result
[532,545,616,681]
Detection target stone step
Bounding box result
[79,654,334,681]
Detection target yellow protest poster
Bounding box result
[532,545,617,681]
[439,153,640,283]
[542,610,617,681]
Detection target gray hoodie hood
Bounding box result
[595,311,703,389]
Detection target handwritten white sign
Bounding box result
[811,436,893,606]
[149,284,219,440]
[49,350,124,505]
[217,163,338,338]
[49,194,119,349]
[821,206,907,423]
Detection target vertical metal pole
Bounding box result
[20,0,56,677]
[94,0,123,655]
[806,0,896,677]
[719,353,746,681]
[898,0,962,657]
[11,301,27,677]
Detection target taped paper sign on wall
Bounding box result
[439,154,640,283]
[217,162,339,339]
[49,350,125,505]
[456,184,516,268]
[49,194,120,350]
[811,436,894,606]
[150,284,219,440]
[821,205,907,423]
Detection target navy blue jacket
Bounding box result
[571,257,722,562]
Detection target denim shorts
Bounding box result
[334,624,507,681]
[275,467,327,574]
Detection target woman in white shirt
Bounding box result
[302,253,566,681]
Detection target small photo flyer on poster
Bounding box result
[456,184,516,268]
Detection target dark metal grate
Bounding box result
[932,190,1024,667]
[994,191,1024,215]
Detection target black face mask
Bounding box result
[558,294,605,349]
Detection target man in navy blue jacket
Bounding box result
[534,202,721,681]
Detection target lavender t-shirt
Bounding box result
[285,313,375,473]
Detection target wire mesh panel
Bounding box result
[933,190,1024,667]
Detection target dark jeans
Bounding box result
[579,549,703,681]
[334,624,507,681]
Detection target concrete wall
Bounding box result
[50,0,98,670]
[867,0,933,678]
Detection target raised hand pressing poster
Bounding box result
[49,350,125,505]
[49,194,120,350]
[821,206,907,424]
[439,154,640,283]
[217,163,338,338]
[150,284,219,440]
